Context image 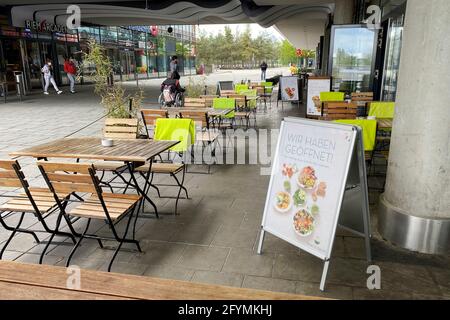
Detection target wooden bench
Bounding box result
[320,102,358,121]
[0,261,326,300]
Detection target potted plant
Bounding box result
[77,39,145,137]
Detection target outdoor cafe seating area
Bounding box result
[0,78,396,288]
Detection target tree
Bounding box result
[279,40,297,65]
[195,24,283,68]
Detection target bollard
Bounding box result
[14,71,25,101]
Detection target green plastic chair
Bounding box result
[334,119,377,152]
[213,97,235,118]
[235,84,249,93]
[368,102,395,119]
[320,92,345,102]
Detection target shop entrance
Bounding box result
[0,38,23,91]
[120,49,136,81]
[24,41,44,89]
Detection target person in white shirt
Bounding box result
[41,59,62,95]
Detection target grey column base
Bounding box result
[378,194,450,255]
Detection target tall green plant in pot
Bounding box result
[77,39,144,124]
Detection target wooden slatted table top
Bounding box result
[9,137,179,162]
[0,261,327,300]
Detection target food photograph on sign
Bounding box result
[280,77,299,102]
[264,120,354,258]
[274,164,327,239]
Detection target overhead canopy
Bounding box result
[6,0,341,49]
[8,0,332,27]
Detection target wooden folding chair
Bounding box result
[320,102,358,121]
[140,109,169,139]
[38,162,142,272]
[0,160,75,263]
[91,118,140,192]
[351,92,373,117]
[134,118,194,215]
[183,97,207,109]
[180,110,220,174]
[227,94,251,129]
[199,95,218,108]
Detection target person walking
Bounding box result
[260,61,268,80]
[169,55,180,80]
[41,59,62,95]
[63,56,77,94]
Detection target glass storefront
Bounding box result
[0,12,197,91]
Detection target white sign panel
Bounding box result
[307,77,331,116]
[261,118,356,260]
[280,76,299,102]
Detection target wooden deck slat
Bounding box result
[0,280,127,300]
[0,261,325,300]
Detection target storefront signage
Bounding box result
[307,77,331,117]
[258,118,372,291]
[25,19,67,33]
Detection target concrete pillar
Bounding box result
[379,0,450,254]
[334,0,354,24]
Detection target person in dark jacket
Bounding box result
[169,55,180,80]
[260,61,268,80]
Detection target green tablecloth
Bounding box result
[368,102,395,118]
[213,98,236,118]
[320,92,345,102]
[260,82,273,94]
[154,118,195,152]
[234,84,249,93]
[334,119,377,152]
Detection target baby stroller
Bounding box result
[158,78,185,107]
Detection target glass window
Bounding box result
[329,26,377,93]
[24,41,42,88]
[118,27,133,47]
[79,27,99,41]
[100,26,118,45]
[382,16,404,101]
[165,37,176,53]
[147,50,158,77]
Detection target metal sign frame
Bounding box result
[257,118,371,291]
[277,76,301,110]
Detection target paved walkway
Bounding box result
[0,77,449,300]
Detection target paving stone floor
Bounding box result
[0,83,449,300]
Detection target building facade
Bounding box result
[0,9,197,92]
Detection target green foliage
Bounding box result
[185,76,215,98]
[279,40,297,65]
[77,39,144,120]
[196,26,281,67]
